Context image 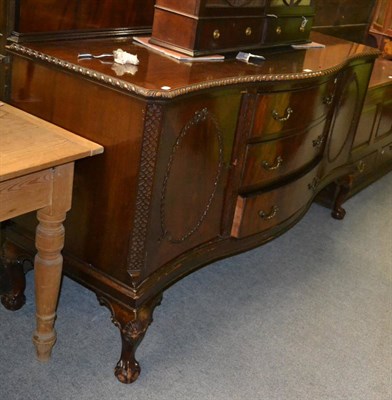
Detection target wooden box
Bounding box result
[150,0,266,56]
[150,0,315,56]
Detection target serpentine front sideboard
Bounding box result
[1,32,383,383]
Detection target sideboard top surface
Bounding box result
[368,58,392,89]
[7,32,379,98]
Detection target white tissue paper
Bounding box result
[113,49,139,65]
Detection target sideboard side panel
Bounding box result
[9,56,147,283]
[137,90,243,279]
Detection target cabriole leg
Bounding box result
[0,241,29,311]
[99,294,163,384]
[332,175,353,220]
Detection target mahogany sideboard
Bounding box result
[1,32,385,383]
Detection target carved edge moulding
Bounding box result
[6,43,380,98]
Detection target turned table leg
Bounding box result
[32,163,74,361]
[32,207,66,361]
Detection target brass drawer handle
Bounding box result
[299,16,308,33]
[245,27,252,36]
[272,107,293,122]
[262,155,283,171]
[381,146,392,155]
[258,205,279,221]
[357,160,366,173]
[276,26,282,35]
[312,134,325,149]
[308,177,320,192]
[323,94,334,105]
[213,29,220,40]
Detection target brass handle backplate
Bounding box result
[258,205,279,221]
[308,177,320,192]
[299,16,308,33]
[312,134,325,149]
[213,29,220,40]
[323,94,334,105]
[357,160,366,173]
[262,155,283,171]
[276,26,282,35]
[245,27,252,36]
[272,107,293,122]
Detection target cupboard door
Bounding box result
[322,62,373,175]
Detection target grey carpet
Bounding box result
[1,172,391,400]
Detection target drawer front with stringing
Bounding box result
[196,17,264,52]
[262,15,313,45]
[379,141,392,165]
[350,152,378,188]
[250,80,336,139]
[241,119,327,189]
[231,163,320,238]
[150,9,264,55]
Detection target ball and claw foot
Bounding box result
[115,359,141,384]
[0,241,29,311]
[331,175,352,220]
[1,292,26,310]
[331,206,346,220]
[99,293,163,384]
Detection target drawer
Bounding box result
[151,8,264,55]
[232,164,320,238]
[241,119,327,189]
[379,142,392,164]
[262,15,313,45]
[196,17,264,53]
[250,79,336,139]
[351,151,378,188]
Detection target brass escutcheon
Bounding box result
[276,26,282,35]
[245,27,252,36]
[213,29,220,40]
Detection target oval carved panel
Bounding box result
[160,108,224,243]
